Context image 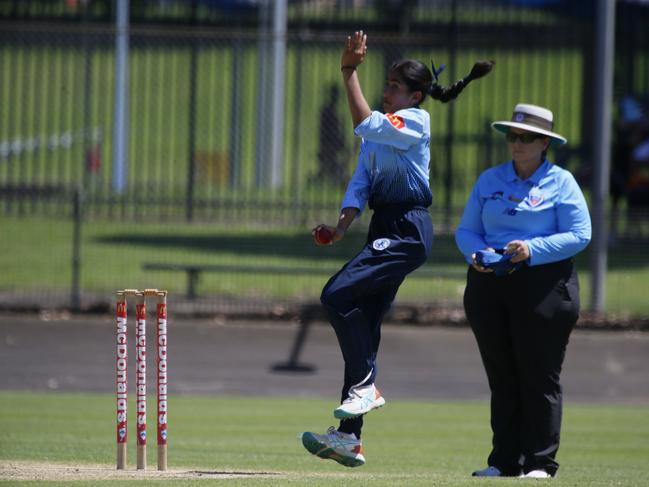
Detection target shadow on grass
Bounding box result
[95,232,649,271]
[191,471,282,477]
[576,239,649,271]
[95,232,467,268]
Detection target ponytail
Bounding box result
[429,60,495,103]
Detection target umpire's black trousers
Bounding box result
[464,258,580,476]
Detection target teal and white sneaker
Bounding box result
[334,383,385,419]
[301,426,365,467]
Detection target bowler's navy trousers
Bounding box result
[320,205,433,438]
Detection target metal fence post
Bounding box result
[112,0,130,194]
[590,0,616,313]
[186,33,198,222]
[443,0,458,230]
[71,187,83,311]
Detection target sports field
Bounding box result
[1,392,648,486]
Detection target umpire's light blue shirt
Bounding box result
[341,108,433,212]
[455,159,591,266]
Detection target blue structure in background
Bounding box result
[197,0,260,12]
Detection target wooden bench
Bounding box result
[142,263,345,300]
[143,261,465,372]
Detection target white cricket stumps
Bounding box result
[115,289,168,471]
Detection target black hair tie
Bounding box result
[431,60,446,83]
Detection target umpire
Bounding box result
[455,104,591,478]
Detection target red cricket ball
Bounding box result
[314,226,334,245]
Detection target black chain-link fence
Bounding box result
[1,0,648,318]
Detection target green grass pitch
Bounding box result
[1,391,648,486]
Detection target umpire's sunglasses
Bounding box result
[506,131,543,144]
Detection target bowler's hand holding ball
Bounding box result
[313,225,335,246]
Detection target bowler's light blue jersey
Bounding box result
[341,108,433,211]
[455,160,591,266]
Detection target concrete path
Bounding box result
[1,313,648,404]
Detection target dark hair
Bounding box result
[388,60,433,105]
[389,59,496,105]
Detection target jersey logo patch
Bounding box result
[386,113,405,129]
[372,238,391,251]
[528,189,544,207]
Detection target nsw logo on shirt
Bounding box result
[386,113,405,129]
[527,188,544,207]
[372,238,391,251]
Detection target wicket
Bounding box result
[115,288,168,471]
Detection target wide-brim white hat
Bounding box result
[492,103,567,145]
